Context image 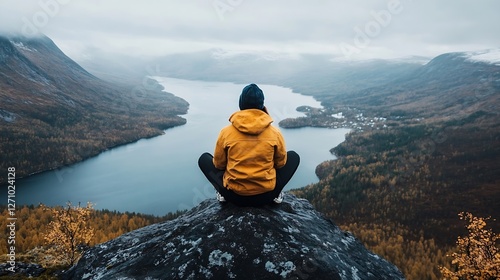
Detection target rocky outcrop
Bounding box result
[0,262,45,278]
[64,194,405,279]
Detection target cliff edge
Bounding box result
[63,194,405,279]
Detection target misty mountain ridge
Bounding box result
[79,46,499,119]
[120,47,499,123]
[0,34,188,182]
[322,49,500,120]
[1,35,106,111]
[70,38,499,89]
[77,47,427,86]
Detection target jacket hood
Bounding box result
[229,109,273,135]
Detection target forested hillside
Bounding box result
[292,114,500,279]
[0,35,188,183]
[0,204,184,264]
[290,52,500,279]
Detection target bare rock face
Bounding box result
[0,262,45,278]
[63,194,405,279]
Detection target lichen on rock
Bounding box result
[63,194,405,280]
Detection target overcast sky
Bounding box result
[1,0,499,61]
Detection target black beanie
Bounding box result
[239,84,264,110]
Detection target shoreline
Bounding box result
[0,118,187,188]
[1,76,348,214]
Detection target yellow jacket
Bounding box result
[213,109,287,196]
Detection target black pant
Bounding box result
[198,151,300,206]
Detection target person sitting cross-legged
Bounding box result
[198,83,300,206]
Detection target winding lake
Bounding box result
[9,78,349,215]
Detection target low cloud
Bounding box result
[1,0,499,60]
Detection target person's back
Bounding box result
[213,108,286,196]
[198,83,300,206]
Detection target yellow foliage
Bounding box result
[440,212,500,280]
[43,202,95,266]
[0,204,184,268]
[341,222,451,280]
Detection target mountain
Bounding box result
[289,50,500,278]
[117,48,499,125]
[140,49,499,121]
[322,50,500,120]
[79,47,499,116]
[78,49,424,98]
[0,35,188,183]
[63,194,405,280]
[299,52,500,223]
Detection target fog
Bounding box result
[1,0,499,62]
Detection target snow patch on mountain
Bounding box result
[10,40,37,52]
[463,49,500,65]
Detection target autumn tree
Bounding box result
[44,202,95,266]
[440,212,500,280]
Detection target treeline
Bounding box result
[0,204,185,261]
[340,221,453,280]
[1,77,189,185]
[292,115,500,279]
[1,112,186,183]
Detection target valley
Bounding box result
[138,48,500,279]
[1,33,499,279]
[0,35,189,184]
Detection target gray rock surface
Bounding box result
[63,194,405,279]
[0,262,45,277]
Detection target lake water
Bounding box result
[10,78,349,215]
